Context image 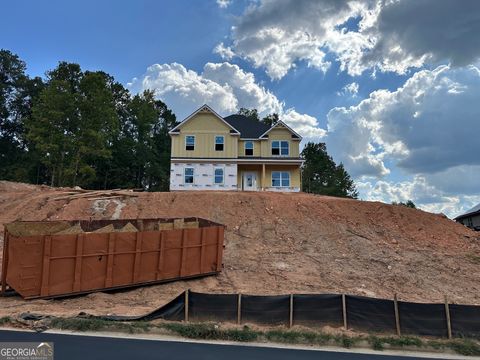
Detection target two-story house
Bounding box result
[169,104,303,191]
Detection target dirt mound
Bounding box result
[0,182,479,317]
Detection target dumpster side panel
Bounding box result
[3,219,225,299]
[6,235,44,298]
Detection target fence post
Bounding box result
[394,293,401,336]
[342,294,348,330]
[289,294,294,328]
[185,289,189,322]
[237,293,242,325]
[444,296,452,339]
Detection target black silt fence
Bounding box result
[293,294,343,327]
[345,295,397,334]
[83,290,480,339]
[398,301,448,337]
[450,304,480,338]
[241,295,290,325]
[189,291,238,322]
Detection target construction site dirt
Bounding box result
[0,181,479,318]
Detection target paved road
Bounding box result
[0,329,449,360]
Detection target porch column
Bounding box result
[262,163,266,191]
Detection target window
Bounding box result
[184,167,194,184]
[214,168,224,184]
[215,136,224,151]
[271,141,289,156]
[272,171,290,187]
[185,136,195,151]
[245,141,254,156]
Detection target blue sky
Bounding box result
[2,0,480,217]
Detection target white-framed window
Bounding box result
[245,141,254,156]
[272,171,290,187]
[214,168,224,184]
[184,167,194,184]
[215,135,224,151]
[185,135,195,151]
[271,141,289,156]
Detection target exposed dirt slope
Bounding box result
[0,181,479,317]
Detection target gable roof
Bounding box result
[258,120,302,140]
[169,104,240,135]
[223,115,271,139]
[455,203,480,220]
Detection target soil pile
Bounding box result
[0,180,478,317]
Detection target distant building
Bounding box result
[455,203,480,231]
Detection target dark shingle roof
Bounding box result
[223,115,271,138]
[455,203,480,220]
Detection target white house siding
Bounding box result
[263,186,300,193]
[170,162,238,191]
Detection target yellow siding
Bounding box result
[264,165,301,188]
[237,164,301,189]
[238,140,261,157]
[260,126,300,158]
[171,112,238,158]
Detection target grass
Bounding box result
[4,316,479,356]
[49,317,151,334]
[0,316,11,326]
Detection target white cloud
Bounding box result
[357,177,480,218]
[128,62,326,138]
[216,0,231,9]
[221,0,480,79]
[337,82,359,97]
[325,65,480,178]
[214,42,235,60]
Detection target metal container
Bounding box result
[1,218,224,299]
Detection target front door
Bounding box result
[243,172,257,191]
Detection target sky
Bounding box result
[1,0,480,217]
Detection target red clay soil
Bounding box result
[0,181,479,317]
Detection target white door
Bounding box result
[243,172,257,191]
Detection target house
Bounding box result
[169,104,303,191]
[455,203,480,231]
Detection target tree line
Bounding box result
[1,49,357,197]
[1,49,177,190]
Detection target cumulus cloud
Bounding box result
[357,177,480,218]
[216,0,231,8]
[214,42,235,60]
[221,0,480,79]
[128,62,325,138]
[337,82,359,97]
[326,65,480,178]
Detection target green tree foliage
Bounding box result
[0,49,44,181]
[237,107,259,122]
[392,200,416,208]
[301,142,358,198]
[27,63,119,187]
[261,113,279,127]
[0,50,179,190]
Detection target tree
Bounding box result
[0,49,44,182]
[301,142,358,198]
[392,200,416,209]
[27,62,118,187]
[261,113,279,127]
[237,107,259,122]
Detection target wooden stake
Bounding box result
[342,294,348,330]
[289,294,294,328]
[237,293,242,325]
[445,296,452,339]
[394,293,401,336]
[185,289,189,322]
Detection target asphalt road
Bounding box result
[0,329,448,360]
